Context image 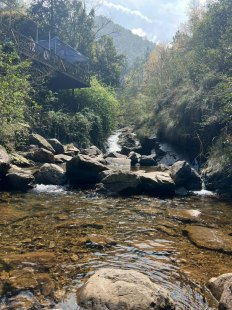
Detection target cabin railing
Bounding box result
[0,22,90,86]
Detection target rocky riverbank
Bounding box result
[0,129,203,197]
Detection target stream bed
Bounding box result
[0,186,232,309]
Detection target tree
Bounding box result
[29,0,69,37]
[62,0,95,57]
[0,46,31,146]
[92,36,126,87]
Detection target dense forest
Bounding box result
[121,0,232,194]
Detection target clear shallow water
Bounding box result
[0,186,232,309]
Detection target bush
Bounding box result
[0,46,31,148]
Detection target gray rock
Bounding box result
[29,134,55,153]
[104,152,127,159]
[81,146,102,157]
[99,170,140,194]
[0,145,11,173]
[27,148,55,164]
[137,171,175,196]
[105,157,131,171]
[77,268,176,310]
[67,155,108,185]
[35,163,67,185]
[203,162,232,197]
[47,138,65,154]
[140,135,158,155]
[140,155,157,166]
[54,154,72,164]
[128,151,141,165]
[219,280,232,310]
[171,161,202,191]
[64,144,80,157]
[208,273,232,301]
[6,165,34,191]
[120,146,142,156]
[10,152,32,168]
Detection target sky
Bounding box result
[92,0,208,43]
[23,0,208,43]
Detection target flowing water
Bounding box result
[0,133,231,309]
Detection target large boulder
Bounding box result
[35,163,67,185]
[10,152,32,168]
[98,170,140,195]
[203,161,232,197]
[6,165,34,191]
[67,155,108,185]
[27,148,55,164]
[208,273,232,310]
[137,171,175,196]
[140,135,158,155]
[29,134,55,153]
[47,138,65,154]
[170,161,202,191]
[77,268,175,310]
[0,145,11,173]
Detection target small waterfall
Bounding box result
[106,130,122,153]
[193,180,217,197]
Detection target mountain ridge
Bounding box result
[95,15,155,66]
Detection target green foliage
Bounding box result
[30,0,68,37]
[73,77,120,143]
[0,46,31,147]
[92,37,126,87]
[36,110,92,147]
[31,78,120,147]
[121,0,232,161]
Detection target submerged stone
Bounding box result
[0,252,56,271]
[0,207,27,225]
[168,209,202,224]
[184,226,232,254]
[77,268,176,310]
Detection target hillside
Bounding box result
[95,15,155,66]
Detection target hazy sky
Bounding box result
[93,0,208,42]
[23,0,207,43]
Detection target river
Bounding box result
[0,132,231,309]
